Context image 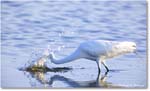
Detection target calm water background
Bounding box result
[1,0,147,88]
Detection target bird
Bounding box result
[48,40,136,72]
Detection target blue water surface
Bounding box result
[1,0,147,88]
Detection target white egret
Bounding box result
[48,40,136,72]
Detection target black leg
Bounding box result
[102,62,109,72]
[98,67,101,74]
[96,61,101,74]
[101,71,108,81]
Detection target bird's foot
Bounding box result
[106,68,109,72]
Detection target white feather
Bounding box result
[49,40,136,72]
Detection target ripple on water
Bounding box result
[15,13,31,18]
[14,44,31,48]
[1,0,147,88]
[12,37,25,40]
[2,1,23,7]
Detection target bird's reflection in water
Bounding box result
[24,71,49,87]
[24,69,121,88]
[32,72,49,87]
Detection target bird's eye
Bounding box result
[132,45,136,47]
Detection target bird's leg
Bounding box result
[101,61,109,72]
[96,60,101,74]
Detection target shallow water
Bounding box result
[1,0,147,88]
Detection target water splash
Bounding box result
[24,48,48,68]
[20,45,72,73]
[21,43,66,71]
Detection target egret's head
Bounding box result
[117,42,136,53]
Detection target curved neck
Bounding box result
[51,49,82,64]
